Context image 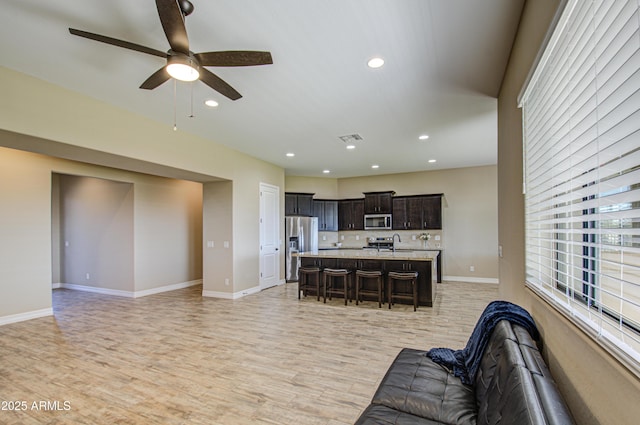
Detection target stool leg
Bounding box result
[378,276,382,308]
[343,275,348,306]
[413,279,418,312]
[299,273,305,299]
[388,278,392,309]
[355,275,360,306]
[316,273,321,301]
[323,273,328,303]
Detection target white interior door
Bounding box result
[259,183,280,289]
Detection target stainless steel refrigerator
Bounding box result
[285,216,318,282]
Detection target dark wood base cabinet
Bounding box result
[300,257,435,307]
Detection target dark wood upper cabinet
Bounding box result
[421,195,442,229]
[338,199,365,230]
[392,197,407,229]
[363,191,395,214]
[313,200,338,231]
[285,193,314,216]
[392,194,442,230]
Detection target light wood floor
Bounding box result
[0,281,498,425]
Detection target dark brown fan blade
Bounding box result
[199,69,242,100]
[69,28,167,58]
[155,0,189,54]
[140,67,171,90]
[195,51,273,67]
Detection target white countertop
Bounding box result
[295,249,439,261]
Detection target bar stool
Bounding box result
[323,268,353,305]
[298,267,321,300]
[387,271,419,311]
[355,270,385,308]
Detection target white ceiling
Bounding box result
[0,0,524,179]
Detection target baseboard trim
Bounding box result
[59,279,203,298]
[260,278,286,291]
[133,279,202,298]
[443,276,499,284]
[59,283,134,297]
[203,284,261,300]
[0,308,53,326]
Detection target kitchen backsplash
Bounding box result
[318,230,443,250]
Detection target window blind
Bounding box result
[520,0,640,374]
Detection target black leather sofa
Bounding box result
[354,320,574,424]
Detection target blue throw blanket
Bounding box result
[426,300,539,385]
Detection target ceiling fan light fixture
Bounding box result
[167,54,200,82]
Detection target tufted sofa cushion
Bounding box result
[368,348,476,424]
[355,404,450,425]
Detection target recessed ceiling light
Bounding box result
[371,164,380,169]
[419,134,430,140]
[286,152,295,157]
[323,169,331,174]
[428,159,437,163]
[205,99,219,107]
[367,57,385,69]
[346,144,356,150]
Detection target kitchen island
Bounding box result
[296,249,438,307]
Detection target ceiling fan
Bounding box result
[69,0,272,100]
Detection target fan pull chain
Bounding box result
[189,82,195,118]
[173,79,178,131]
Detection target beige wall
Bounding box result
[202,180,234,296]
[285,176,339,199]
[498,1,640,423]
[0,149,55,319]
[132,174,203,291]
[286,165,499,282]
[0,66,285,321]
[57,174,135,291]
[4,148,202,298]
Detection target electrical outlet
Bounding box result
[85,273,90,280]
[469,266,475,272]
[224,278,230,286]
[207,241,214,248]
[223,241,229,248]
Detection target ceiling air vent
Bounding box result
[338,134,364,143]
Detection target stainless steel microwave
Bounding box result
[364,214,392,230]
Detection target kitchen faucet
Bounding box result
[392,233,401,252]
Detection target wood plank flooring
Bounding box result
[0,281,497,425]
